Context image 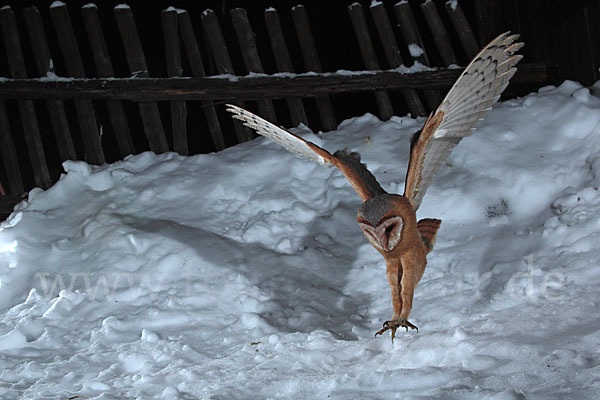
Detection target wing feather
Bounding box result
[404,32,523,210]
[226,104,385,201]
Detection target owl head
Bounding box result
[357,194,415,252]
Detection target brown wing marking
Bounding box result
[226,104,385,201]
[417,218,442,252]
[403,31,524,210]
[403,110,445,206]
[331,149,386,201]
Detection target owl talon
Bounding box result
[375,319,418,341]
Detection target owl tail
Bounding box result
[417,219,442,253]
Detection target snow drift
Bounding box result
[1,81,600,399]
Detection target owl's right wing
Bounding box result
[227,104,386,201]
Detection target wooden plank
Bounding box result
[177,10,225,151]
[421,0,458,66]
[200,8,253,143]
[0,6,52,189]
[347,3,394,121]
[23,6,77,163]
[114,4,169,153]
[49,2,105,165]
[445,0,479,59]
[0,64,551,100]
[230,8,278,124]
[474,0,504,47]
[291,5,337,131]
[162,8,188,155]
[394,1,443,110]
[264,7,309,126]
[0,100,24,193]
[369,2,426,117]
[81,3,135,158]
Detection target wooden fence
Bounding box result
[0,1,555,219]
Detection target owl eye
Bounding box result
[381,217,404,250]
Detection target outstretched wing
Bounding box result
[404,32,524,210]
[226,104,386,201]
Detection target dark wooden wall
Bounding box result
[0,0,597,211]
[469,0,599,86]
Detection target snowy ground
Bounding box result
[1,81,600,399]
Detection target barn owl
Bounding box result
[227,32,523,340]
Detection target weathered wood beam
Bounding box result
[177,9,226,151]
[162,8,188,155]
[50,2,106,165]
[348,2,394,120]
[82,3,135,158]
[0,6,52,189]
[23,6,77,162]
[114,4,169,154]
[0,64,550,102]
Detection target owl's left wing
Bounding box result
[226,104,386,201]
[404,32,524,211]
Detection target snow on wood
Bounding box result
[446,0,458,10]
[408,43,425,57]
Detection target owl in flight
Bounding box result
[227,32,523,340]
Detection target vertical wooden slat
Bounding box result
[421,1,458,66]
[114,4,169,153]
[200,8,253,143]
[23,6,77,163]
[177,10,226,151]
[230,8,278,124]
[0,6,52,189]
[394,1,443,110]
[81,3,135,158]
[347,3,394,121]
[369,2,427,117]
[49,2,105,165]
[264,8,308,126]
[162,8,188,155]
[291,5,337,131]
[445,0,479,59]
[0,100,24,193]
[474,0,504,47]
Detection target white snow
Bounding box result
[447,0,459,11]
[1,81,600,398]
[114,4,130,10]
[49,1,65,8]
[38,72,74,82]
[408,43,425,58]
[82,3,97,9]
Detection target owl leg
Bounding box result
[375,259,419,340]
[374,262,411,340]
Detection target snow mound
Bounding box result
[1,81,600,398]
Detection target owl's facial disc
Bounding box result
[358,216,404,252]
